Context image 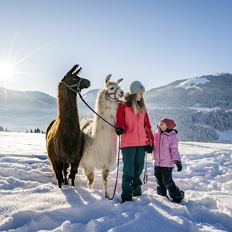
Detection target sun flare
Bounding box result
[0,38,45,90]
[0,61,16,80]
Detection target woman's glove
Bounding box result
[145,145,153,153]
[174,160,182,172]
[115,127,124,135]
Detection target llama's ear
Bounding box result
[67,64,79,75]
[117,78,123,84]
[105,74,112,84]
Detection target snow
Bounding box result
[0,132,232,232]
[189,106,222,112]
[176,77,210,90]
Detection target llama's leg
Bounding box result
[102,168,110,198]
[87,172,94,189]
[53,160,64,188]
[84,168,94,189]
[69,162,78,186]
[63,162,69,185]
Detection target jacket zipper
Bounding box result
[137,114,140,146]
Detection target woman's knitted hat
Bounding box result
[129,81,145,94]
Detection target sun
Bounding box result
[0,58,19,89]
[0,38,45,90]
[0,60,16,81]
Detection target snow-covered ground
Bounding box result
[0,132,232,232]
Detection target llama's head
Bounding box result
[104,74,124,101]
[61,65,91,93]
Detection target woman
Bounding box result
[115,80,154,202]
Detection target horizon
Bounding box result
[0,72,232,97]
[1,1,232,97]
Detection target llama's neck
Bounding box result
[92,90,118,136]
[57,83,79,123]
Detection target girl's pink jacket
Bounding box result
[115,103,154,148]
[153,128,181,167]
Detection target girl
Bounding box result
[115,81,154,203]
[153,118,184,203]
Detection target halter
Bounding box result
[61,78,83,93]
[106,86,121,102]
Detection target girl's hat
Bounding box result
[160,118,176,129]
[129,81,145,94]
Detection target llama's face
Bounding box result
[105,75,124,101]
[62,65,91,92]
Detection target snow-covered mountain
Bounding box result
[0,87,56,111]
[1,73,232,142]
[0,87,57,132]
[145,73,232,142]
[0,87,99,132]
[146,73,232,108]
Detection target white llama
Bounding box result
[80,75,123,198]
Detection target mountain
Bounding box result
[0,87,56,111]
[145,73,232,142]
[0,87,57,132]
[145,73,232,108]
[0,87,99,132]
[1,73,232,142]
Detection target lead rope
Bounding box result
[77,92,116,128]
[107,135,121,200]
[143,114,152,185]
[143,152,148,184]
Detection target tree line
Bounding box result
[0,126,45,134]
[148,108,232,142]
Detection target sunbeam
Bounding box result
[0,38,45,90]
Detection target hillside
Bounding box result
[0,87,101,132]
[0,87,57,132]
[146,73,232,108]
[145,73,232,142]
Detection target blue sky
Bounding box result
[0,0,232,96]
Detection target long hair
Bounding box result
[124,92,147,114]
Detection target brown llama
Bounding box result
[46,65,90,188]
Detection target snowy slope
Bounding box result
[175,77,210,90]
[0,133,232,232]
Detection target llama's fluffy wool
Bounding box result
[46,65,90,188]
[80,76,123,197]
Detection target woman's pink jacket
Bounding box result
[115,103,154,148]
